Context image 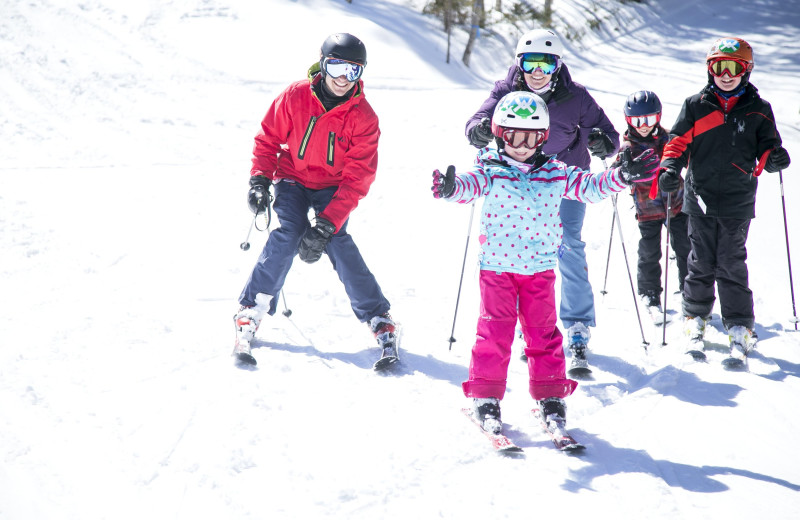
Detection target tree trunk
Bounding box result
[445,0,452,63]
[543,0,553,26]
[462,0,484,67]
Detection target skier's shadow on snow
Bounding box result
[252,340,468,385]
[558,434,800,494]
[586,354,744,407]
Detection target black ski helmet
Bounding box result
[320,33,367,68]
[623,90,662,117]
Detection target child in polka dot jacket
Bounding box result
[432,92,659,433]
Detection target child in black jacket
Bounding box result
[658,37,791,361]
[612,91,690,324]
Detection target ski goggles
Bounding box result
[323,58,364,82]
[708,58,748,78]
[625,113,661,129]
[516,53,559,75]
[499,128,549,149]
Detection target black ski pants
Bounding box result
[636,213,690,298]
[682,215,754,329]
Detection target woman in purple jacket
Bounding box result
[465,29,619,373]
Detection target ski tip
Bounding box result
[686,350,707,361]
[373,356,399,371]
[722,357,746,370]
[567,367,592,380]
[499,446,525,457]
[234,352,258,368]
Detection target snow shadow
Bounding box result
[587,354,744,407]
[253,340,373,370]
[253,339,468,386]
[561,434,800,494]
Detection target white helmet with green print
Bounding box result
[491,91,550,134]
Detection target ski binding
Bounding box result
[532,407,585,452]
[462,408,524,456]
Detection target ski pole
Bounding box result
[240,213,258,251]
[448,201,476,350]
[240,187,274,251]
[778,169,799,330]
[281,291,293,318]
[661,192,672,345]
[600,196,616,296]
[603,158,649,351]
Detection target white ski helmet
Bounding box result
[515,29,564,59]
[491,91,550,135]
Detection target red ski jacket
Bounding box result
[250,70,380,231]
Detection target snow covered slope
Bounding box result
[2,0,799,518]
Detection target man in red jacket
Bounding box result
[232,33,398,370]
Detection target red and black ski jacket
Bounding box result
[661,83,782,219]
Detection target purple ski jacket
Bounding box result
[465,64,619,170]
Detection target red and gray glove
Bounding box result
[618,148,660,184]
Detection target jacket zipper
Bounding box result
[327,132,335,166]
[297,116,317,160]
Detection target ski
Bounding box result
[531,407,585,452]
[461,408,524,456]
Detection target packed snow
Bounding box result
[2,0,800,518]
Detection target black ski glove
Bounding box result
[467,117,493,149]
[298,217,336,264]
[765,146,791,173]
[432,165,456,199]
[587,128,615,158]
[247,175,273,215]
[658,167,681,193]
[619,148,660,184]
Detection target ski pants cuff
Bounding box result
[462,379,507,400]
[529,379,578,401]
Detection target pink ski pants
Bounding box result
[462,269,578,401]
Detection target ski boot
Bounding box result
[724,325,756,368]
[640,291,666,325]
[232,307,263,366]
[684,315,710,360]
[539,396,567,431]
[369,312,399,370]
[472,397,502,434]
[566,323,591,376]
